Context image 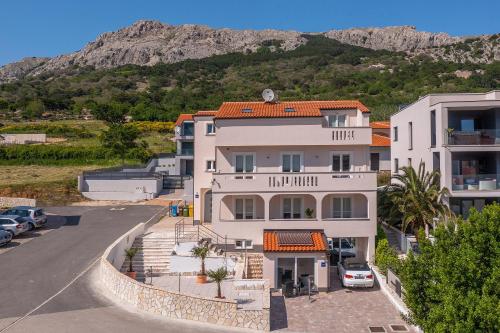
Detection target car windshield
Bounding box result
[344,262,370,270]
[15,210,30,217]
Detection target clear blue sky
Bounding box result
[1,0,499,66]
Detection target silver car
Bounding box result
[1,206,47,231]
[0,227,12,246]
[0,216,30,237]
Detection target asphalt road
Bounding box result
[0,205,238,333]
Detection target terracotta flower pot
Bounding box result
[126,271,137,280]
[196,274,207,284]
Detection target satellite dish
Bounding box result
[262,89,275,103]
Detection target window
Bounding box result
[234,154,254,173]
[182,122,194,136]
[393,126,398,142]
[282,153,302,172]
[206,123,216,135]
[235,198,254,220]
[408,122,413,150]
[408,158,412,167]
[430,110,436,147]
[284,107,295,112]
[328,114,347,128]
[206,160,216,172]
[283,197,302,219]
[241,108,252,113]
[394,158,399,172]
[332,197,352,218]
[235,239,253,249]
[370,153,380,171]
[332,153,351,172]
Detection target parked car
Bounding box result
[338,259,375,288]
[1,206,47,231]
[0,226,12,246]
[328,238,356,256]
[0,216,30,237]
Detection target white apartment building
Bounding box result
[192,100,377,291]
[390,90,500,217]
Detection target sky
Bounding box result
[1,0,499,66]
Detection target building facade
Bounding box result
[370,121,391,172]
[193,100,378,290]
[174,114,195,176]
[390,90,500,217]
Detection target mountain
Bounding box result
[1,21,499,83]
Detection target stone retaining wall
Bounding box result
[0,197,36,208]
[99,219,270,331]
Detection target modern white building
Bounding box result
[192,99,378,291]
[390,90,500,217]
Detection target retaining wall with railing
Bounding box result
[99,213,270,331]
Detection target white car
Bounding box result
[338,260,375,288]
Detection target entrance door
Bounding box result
[185,160,194,176]
[370,153,380,171]
[203,190,212,223]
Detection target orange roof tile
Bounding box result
[175,114,194,126]
[371,134,391,147]
[370,121,390,129]
[263,230,327,252]
[194,110,218,117]
[214,100,369,120]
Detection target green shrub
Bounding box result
[375,239,401,275]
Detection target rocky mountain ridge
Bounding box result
[1,20,498,82]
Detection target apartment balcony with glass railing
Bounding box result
[452,174,499,191]
[445,129,500,146]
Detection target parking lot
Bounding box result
[0,213,65,255]
[271,268,414,333]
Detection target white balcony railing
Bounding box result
[212,172,377,193]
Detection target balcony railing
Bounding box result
[212,171,377,192]
[452,174,499,191]
[445,130,500,146]
[178,148,194,156]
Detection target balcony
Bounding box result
[444,129,500,146]
[212,172,377,193]
[452,174,499,191]
[215,124,372,146]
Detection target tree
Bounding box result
[387,162,451,235]
[100,124,140,163]
[207,267,228,299]
[91,102,128,124]
[191,245,210,276]
[23,100,45,119]
[401,204,500,332]
[124,247,138,273]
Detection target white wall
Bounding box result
[193,115,216,222]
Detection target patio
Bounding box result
[271,268,415,333]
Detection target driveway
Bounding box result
[271,268,414,333]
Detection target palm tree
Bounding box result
[207,267,228,299]
[192,245,210,276]
[124,247,138,272]
[388,162,451,236]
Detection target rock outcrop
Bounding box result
[1,21,498,83]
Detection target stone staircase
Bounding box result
[382,225,403,253]
[120,236,175,282]
[246,254,263,279]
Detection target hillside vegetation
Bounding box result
[1,36,499,122]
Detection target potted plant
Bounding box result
[124,247,139,279]
[207,267,228,299]
[192,245,210,283]
[305,208,314,219]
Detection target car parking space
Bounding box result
[271,268,414,333]
[0,213,65,254]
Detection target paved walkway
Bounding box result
[271,268,414,333]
